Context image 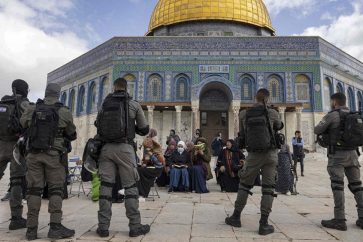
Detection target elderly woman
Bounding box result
[137,129,165,198]
[216,140,242,192]
[276,135,295,195]
[168,141,191,192]
[190,137,211,193]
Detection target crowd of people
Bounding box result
[1,78,363,241]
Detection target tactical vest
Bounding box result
[27,99,63,153]
[244,106,274,153]
[293,138,304,155]
[0,95,25,141]
[96,92,136,143]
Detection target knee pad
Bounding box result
[48,186,64,198]
[239,183,254,196]
[100,181,115,188]
[27,187,43,197]
[331,179,344,191]
[10,176,24,188]
[348,181,363,194]
[124,184,138,199]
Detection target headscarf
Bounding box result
[177,141,186,149]
[186,141,194,152]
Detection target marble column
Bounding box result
[175,106,182,134]
[278,107,286,136]
[147,105,155,128]
[191,102,200,133]
[232,101,241,138]
[296,107,303,131]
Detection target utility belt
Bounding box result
[328,145,357,155]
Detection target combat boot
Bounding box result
[356,218,363,229]
[26,227,38,241]
[321,219,347,231]
[258,215,274,235]
[9,216,26,230]
[47,223,75,239]
[225,210,242,227]
[129,224,150,237]
[96,227,109,237]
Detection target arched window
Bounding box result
[336,82,344,93]
[323,78,332,112]
[147,75,162,101]
[78,85,86,114]
[240,76,253,100]
[88,82,97,112]
[295,74,310,102]
[68,89,76,113]
[268,76,283,102]
[123,74,137,98]
[175,76,189,100]
[357,91,363,113]
[99,76,109,102]
[60,92,67,105]
[347,87,355,111]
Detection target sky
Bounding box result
[0,0,362,101]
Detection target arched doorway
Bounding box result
[199,82,232,147]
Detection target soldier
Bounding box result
[95,78,150,237]
[225,88,283,235]
[0,79,30,230]
[314,93,363,231]
[20,83,77,240]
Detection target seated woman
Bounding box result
[216,140,242,192]
[169,141,191,192]
[137,129,165,198]
[156,140,176,187]
[190,138,211,193]
[276,135,295,195]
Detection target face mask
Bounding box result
[178,148,184,154]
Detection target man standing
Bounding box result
[95,78,150,237]
[211,132,224,156]
[292,131,305,176]
[0,79,30,230]
[314,93,363,231]
[21,83,77,240]
[225,89,283,235]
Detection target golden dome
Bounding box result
[147,0,274,35]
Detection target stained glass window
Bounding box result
[176,76,188,100]
[323,78,332,112]
[348,88,355,111]
[123,74,137,98]
[241,77,253,100]
[78,86,86,113]
[268,77,282,102]
[88,82,97,112]
[148,75,162,101]
[69,89,76,113]
[61,92,67,105]
[100,76,109,102]
[295,74,310,102]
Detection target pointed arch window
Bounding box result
[241,77,253,100]
[336,83,344,93]
[69,89,76,113]
[88,82,97,112]
[60,92,67,105]
[268,76,282,102]
[77,85,86,114]
[323,78,332,112]
[347,88,355,111]
[123,74,137,98]
[357,91,363,113]
[175,76,189,100]
[99,76,109,102]
[295,74,310,102]
[148,75,162,101]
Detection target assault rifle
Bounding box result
[12,87,23,135]
[263,98,277,148]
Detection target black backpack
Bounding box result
[338,111,363,147]
[96,92,129,143]
[27,99,62,152]
[244,107,274,152]
[0,96,23,140]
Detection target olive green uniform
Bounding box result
[314,107,363,220]
[234,105,283,217]
[0,96,29,219]
[20,96,76,228]
[98,99,148,231]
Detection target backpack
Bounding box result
[244,107,274,152]
[96,92,129,143]
[0,96,22,140]
[338,111,363,147]
[27,99,62,152]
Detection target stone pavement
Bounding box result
[1,153,363,241]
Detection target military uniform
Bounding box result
[0,90,29,229]
[314,107,363,222]
[96,92,150,237]
[226,103,283,235]
[20,84,77,240]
